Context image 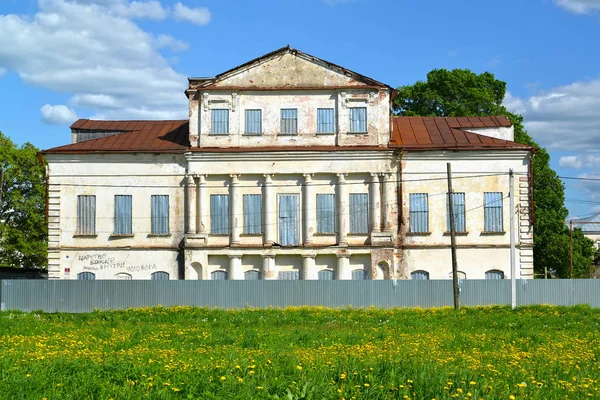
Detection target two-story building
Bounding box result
[41,46,534,280]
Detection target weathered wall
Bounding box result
[399,150,534,278]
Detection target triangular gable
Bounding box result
[190,46,391,90]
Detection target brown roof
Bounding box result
[42,119,190,154]
[43,115,531,155]
[390,116,530,150]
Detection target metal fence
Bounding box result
[1,279,600,313]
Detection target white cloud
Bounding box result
[0,0,209,125]
[40,104,78,125]
[505,78,600,151]
[172,2,211,25]
[555,0,600,14]
[560,155,583,169]
[155,34,189,52]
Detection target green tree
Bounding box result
[393,69,595,278]
[0,131,47,269]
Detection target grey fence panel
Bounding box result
[4,280,600,313]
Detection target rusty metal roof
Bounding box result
[43,115,531,155]
[42,119,190,154]
[390,116,530,150]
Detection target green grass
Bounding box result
[1,305,599,399]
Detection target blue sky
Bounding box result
[1,0,599,216]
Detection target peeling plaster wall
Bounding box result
[44,153,187,280]
[400,150,534,279]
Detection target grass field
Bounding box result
[1,306,599,399]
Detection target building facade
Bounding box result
[42,47,534,280]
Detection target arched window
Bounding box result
[151,271,169,280]
[448,271,467,280]
[411,270,429,280]
[318,269,335,280]
[211,270,228,280]
[351,269,367,280]
[77,272,96,280]
[485,270,504,280]
[244,270,261,280]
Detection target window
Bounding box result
[244,270,261,280]
[245,109,262,135]
[317,108,335,133]
[151,271,169,280]
[318,270,335,280]
[77,195,96,235]
[484,192,504,232]
[243,194,262,234]
[114,195,132,235]
[211,109,229,135]
[151,195,169,235]
[210,194,229,234]
[316,194,335,233]
[211,270,228,280]
[77,272,96,280]
[279,194,299,246]
[446,192,466,232]
[280,108,298,134]
[278,271,300,280]
[485,270,504,280]
[409,193,429,233]
[349,193,369,234]
[411,270,429,280]
[349,107,367,133]
[351,269,367,280]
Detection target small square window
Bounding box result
[349,107,367,133]
[245,109,262,135]
[281,108,298,134]
[211,109,229,135]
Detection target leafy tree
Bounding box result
[393,69,595,278]
[0,131,47,269]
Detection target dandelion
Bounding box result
[509,396,515,400]
[257,386,263,390]
[296,365,302,371]
[469,381,476,385]
[220,376,226,381]
[172,388,180,392]
[364,383,370,387]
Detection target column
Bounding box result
[197,175,207,234]
[302,254,317,280]
[264,174,276,245]
[228,254,243,280]
[185,175,196,234]
[262,254,276,280]
[303,174,315,246]
[230,175,241,246]
[370,173,381,233]
[337,173,349,246]
[336,253,351,280]
[382,173,394,232]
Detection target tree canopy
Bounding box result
[393,69,595,278]
[0,131,47,269]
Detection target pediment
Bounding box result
[192,47,390,90]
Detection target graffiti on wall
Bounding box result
[78,253,157,273]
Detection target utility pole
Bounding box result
[570,219,573,279]
[510,169,516,310]
[447,163,459,310]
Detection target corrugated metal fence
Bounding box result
[2,280,600,313]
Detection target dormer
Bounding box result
[185,46,393,149]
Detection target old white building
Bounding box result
[41,47,534,280]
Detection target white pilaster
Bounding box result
[337,173,349,246]
[302,254,317,280]
[262,254,276,280]
[197,175,207,233]
[336,253,351,280]
[228,254,243,280]
[185,175,196,234]
[382,173,394,232]
[230,174,241,246]
[303,174,315,246]
[264,174,276,245]
[370,173,381,233]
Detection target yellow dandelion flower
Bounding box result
[469,381,476,385]
[509,396,516,400]
[364,383,370,387]
[220,376,226,381]
[296,365,302,371]
[257,386,263,390]
[172,388,180,392]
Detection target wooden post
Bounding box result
[570,219,573,279]
[447,163,459,310]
